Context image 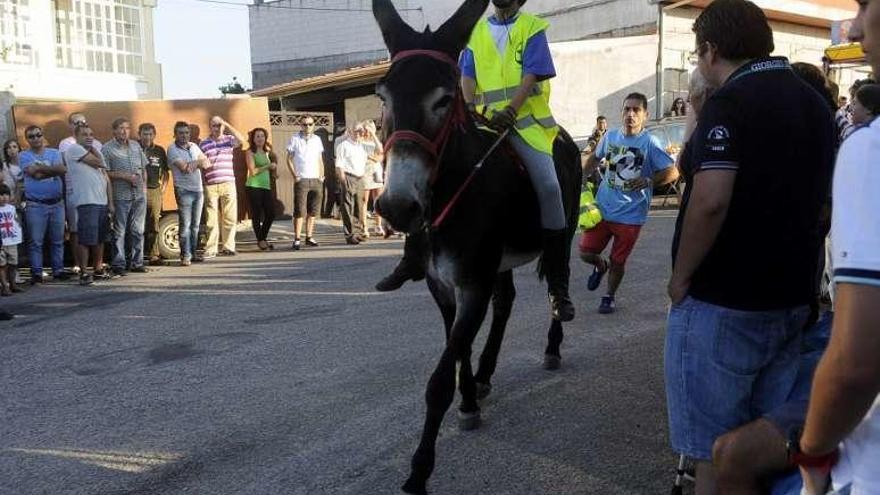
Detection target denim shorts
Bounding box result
[664,296,809,460]
[763,311,833,437]
[76,204,110,246]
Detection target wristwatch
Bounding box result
[786,428,839,474]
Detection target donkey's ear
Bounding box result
[435,0,490,56]
[373,0,417,56]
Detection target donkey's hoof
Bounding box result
[475,381,492,400]
[401,478,428,495]
[542,354,562,370]
[457,410,482,431]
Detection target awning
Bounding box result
[825,42,865,64]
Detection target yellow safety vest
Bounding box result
[467,12,559,155]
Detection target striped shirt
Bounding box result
[199,134,237,185]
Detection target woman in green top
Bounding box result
[245,128,278,250]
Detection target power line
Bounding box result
[176,0,423,13]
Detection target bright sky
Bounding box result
[154,0,253,100]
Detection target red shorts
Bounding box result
[578,221,642,266]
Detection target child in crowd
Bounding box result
[850,83,880,127]
[0,184,23,295]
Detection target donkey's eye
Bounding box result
[432,95,453,111]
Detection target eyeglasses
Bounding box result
[26,133,43,139]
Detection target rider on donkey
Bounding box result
[375,0,576,322]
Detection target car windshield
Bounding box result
[666,123,685,148]
[648,128,669,148]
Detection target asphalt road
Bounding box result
[1,212,684,495]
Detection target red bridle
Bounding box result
[382,49,468,184]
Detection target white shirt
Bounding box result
[63,144,108,207]
[0,204,22,246]
[335,137,368,177]
[286,132,324,179]
[60,136,101,197]
[829,117,880,495]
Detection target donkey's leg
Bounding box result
[474,270,516,400]
[543,320,564,370]
[426,275,455,339]
[403,285,494,495]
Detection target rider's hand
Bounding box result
[489,106,517,132]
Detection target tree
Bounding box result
[219,77,248,95]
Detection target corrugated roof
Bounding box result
[250,60,391,98]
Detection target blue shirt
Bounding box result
[20,148,64,201]
[459,15,555,81]
[594,129,673,225]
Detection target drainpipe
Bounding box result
[656,1,665,120]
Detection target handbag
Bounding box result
[578,182,603,231]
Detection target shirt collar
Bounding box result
[726,56,791,85]
[488,14,519,26]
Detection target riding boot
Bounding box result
[375,228,427,292]
[543,229,575,322]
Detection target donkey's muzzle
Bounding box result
[376,195,423,234]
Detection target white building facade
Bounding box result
[0,0,162,102]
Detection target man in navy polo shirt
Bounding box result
[664,0,835,491]
[20,125,68,283]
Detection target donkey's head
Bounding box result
[373,0,488,233]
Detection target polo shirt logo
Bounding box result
[707,126,730,141]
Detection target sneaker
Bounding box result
[345,236,360,245]
[292,239,302,251]
[53,272,72,281]
[220,249,237,257]
[111,267,127,277]
[200,253,216,260]
[181,258,192,267]
[148,257,164,266]
[0,310,13,321]
[305,237,319,247]
[94,270,113,281]
[598,295,616,314]
[129,266,148,273]
[31,275,45,285]
[79,273,94,286]
[587,261,608,292]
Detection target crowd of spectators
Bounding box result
[0,111,387,293]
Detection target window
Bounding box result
[54,0,144,75]
[0,0,34,66]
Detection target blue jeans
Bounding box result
[112,196,147,270]
[26,201,65,277]
[664,296,809,460]
[175,189,203,261]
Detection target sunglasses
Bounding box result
[26,133,43,139]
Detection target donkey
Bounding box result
[372,0,582,493]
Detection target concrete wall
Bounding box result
[550,35,659,137]
[344,95,382,128]
[0,1,162,101]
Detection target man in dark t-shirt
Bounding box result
[138,123,169,264]
[664,0,835,490]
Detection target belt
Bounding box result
[345,172,363,179]
[26,197,62,205]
